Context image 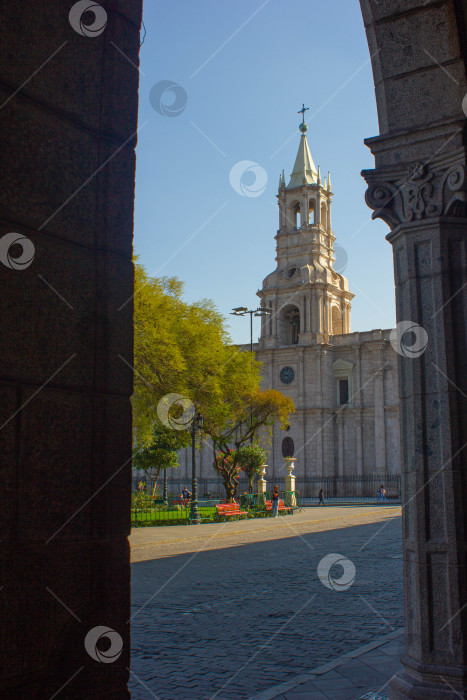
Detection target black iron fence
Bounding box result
[132,474,400,501]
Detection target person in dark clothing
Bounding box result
[318,488,325,506]
[181,487,191,500]
[271,485,280,517]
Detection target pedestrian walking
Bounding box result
[271,485,280,517]
[377,484,386,502]
[318,488,325,506]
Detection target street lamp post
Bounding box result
[230,306,272,353]
[190,412,204,524]
[230,306,272,440]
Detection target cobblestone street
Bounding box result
[130,507,402,699]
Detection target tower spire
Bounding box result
[287,104,317,188]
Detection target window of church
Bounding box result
[293,202,301,229]
[309,200,315,225]
[339,379,349,405]
[283,266,298,279]
[331,305,343,335]
[279,305,300,345]
[290,313,300,344]
[282,436,294,458]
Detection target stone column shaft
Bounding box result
[387,218,467,698]
[356,412,363,477]
[336,413,344,477]
[373,368,386,474]
[360,4,467,692]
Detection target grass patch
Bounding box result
[132,505,218,527]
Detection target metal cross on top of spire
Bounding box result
[298,103,309,132]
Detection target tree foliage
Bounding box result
[236,443,268,493]
[206,390,295,501]
[132,422,190,488]
[132,261,295,501]
[133,261,242,446]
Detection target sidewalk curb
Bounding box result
[247,627,404,700]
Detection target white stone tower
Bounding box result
[258,111,354,347]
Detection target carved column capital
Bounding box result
[362,159,467,230]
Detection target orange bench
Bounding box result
[265,499,293,515]
[216,502,248,521]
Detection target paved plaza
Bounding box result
[129,506,403,699]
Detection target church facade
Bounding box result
[173,119,401,486]
[255,120,401,480]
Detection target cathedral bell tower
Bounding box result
[258,108,354,348]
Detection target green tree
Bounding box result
[132,261,295,502]
[132,422,190,501]
[132,262,253,447]
[206,389,295,501]
[236,443,267,493]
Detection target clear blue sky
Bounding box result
[134,0,396,345]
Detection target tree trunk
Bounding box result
[222,469,239,503]
[150,467,161,497]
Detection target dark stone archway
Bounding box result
[359,1,467,697]
[0,2,142,697]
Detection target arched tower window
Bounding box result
[293,202,301,229]
[321,203,327,230]
[331,306,343,335]
[290,312,300,344]
[278,305,301,345]
[308,199,315,225]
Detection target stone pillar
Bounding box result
[284,457,296,506]
[316,410,324,477]
[372,366,386,475]
[344,301,351,333]
[336,412,344,477]
[257,465,267,505]
[272,295,278,339]
[317,291,324,335]
[360,6,467,690]
[389,217,467,699]
[355,411,363,477]
[301,412,307,477]
[0,3,142,697]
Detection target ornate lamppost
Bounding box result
[190,411,204,525]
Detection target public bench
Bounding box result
[264,499,293,515]
[216,502,249,521]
